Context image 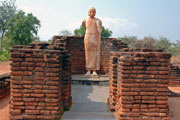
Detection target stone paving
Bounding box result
[72,75,109,85]
[62,85,115,120]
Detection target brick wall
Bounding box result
[169,64,180,86]
[9,43,71,120]
[52,36,127,75]
[109,51,118,111]
[0,73,10,99]
[109,48,171,120]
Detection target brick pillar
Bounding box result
[115,49,171,120]
[10,44,64,120]
[52,38,72,111]
[109,51,118,111]
[62,50,72,110]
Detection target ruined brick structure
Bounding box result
[109,48,171,120]
[169,64,180,86]
[109,51,118,111]
[0,73,10,99]
[9,35,177,120]
[52,36,127,75]
[9,36,127,120]
[9,43,71,120]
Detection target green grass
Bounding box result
[0,51,10,61]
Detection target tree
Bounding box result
[0,0,16,50]
[118,36,138,48]
[59,30,72,36]
[156,37,172,51]
[101,26,112,38]
[74,26,86,36]
[6,10,40,45]
[74,26,112,38]
[142,36,157,49]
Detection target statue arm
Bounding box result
[96,19,102,35]
[99,20,102,34]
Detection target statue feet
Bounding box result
[92,71,99,78]
[92,71,98,76]
[85,70,91,76]
[84,70,99,77]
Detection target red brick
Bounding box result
[25,110,39,115]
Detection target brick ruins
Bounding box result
[9,42,71,120]
[8,36,180,120]
[169,64,180,86]
[0,73,10,99]
[109,48,172,120]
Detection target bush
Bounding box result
[0,51,10,61]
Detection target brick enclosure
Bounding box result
[169,64,180,86]
[9,43,71,120]
[9,36,127,119]
[52,36,127,75]
[109,51,118,111]
[109,48,171,120]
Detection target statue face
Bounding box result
[88,8,96,18]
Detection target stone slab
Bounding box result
[62,85,115,120]
[71,75,109,85]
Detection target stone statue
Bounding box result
[82,7,102,76]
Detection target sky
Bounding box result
[15,0,180,42]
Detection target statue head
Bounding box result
[88,7,96,18]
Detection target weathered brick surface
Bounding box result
[109,48,171,120]
[52,36,127,75]
[0,73,10,99]
[109,51,118,111]
[9,42,71,120]
[169,64,180,86]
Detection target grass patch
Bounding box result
[0,51,10,61]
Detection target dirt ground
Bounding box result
[0,61,180,120]
[0,61,11,75]
[0,96,9,120]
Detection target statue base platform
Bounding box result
[71,74,109,86]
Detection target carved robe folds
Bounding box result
[83,18,102,70]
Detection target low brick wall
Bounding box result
[9,43,71,120]
[109,51,118,111]
[169,64,180,86]
[61,51,72,110]
[109,48,171,120]
[0,73,10,99]
[52,36,127,75]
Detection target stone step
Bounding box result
[71,75,109,86]
[62,111,115,120]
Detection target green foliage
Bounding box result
[101,26,112,38]
[156,37,172,51]
[168,46,180,56]
[118,36,137,48]
[119,36,180,56]
[118,36,157,49]
[59,30,72,36]
[3,35,13,51]
[0,0,16,49]
[74,26,86,36]
[74,26,112,38]
[6,10,40,45]
[0,51,10,61]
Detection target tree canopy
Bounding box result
[74,26,112,38]
[74,26,86,36]
[6,10,40,45]
[0,0,16,49]
[59,30,72,36]
[156,37,172,51]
